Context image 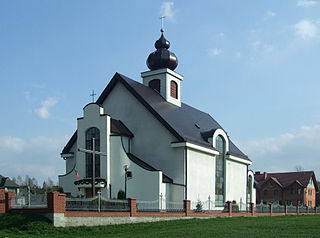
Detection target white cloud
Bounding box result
[235,52,242,58]
[160,2,175,22]
[252,40,273,53]
[34,97,58,119]
[238,124,320,177]
[264,11,276,19]
[1,136,26,152]
[209,48,222,56]
[294,19,318,39]
[296,0,317,7]
[0,135,69,183]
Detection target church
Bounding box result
[59,29,254,209]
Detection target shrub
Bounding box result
[195,200,203,212]
[117,190,126,200]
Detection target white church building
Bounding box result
[59,30,254,209]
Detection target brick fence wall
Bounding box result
[2,190,319,227]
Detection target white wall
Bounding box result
[102,82,185,185]
[110,136,162,201]
[77,104,111,195]
[186,148,215,206]
[59,143,79,197]
[225,158,247,205]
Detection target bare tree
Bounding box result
[295,165,304,172]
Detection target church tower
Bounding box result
[141,29,183,107]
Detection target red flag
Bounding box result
[75,170,80,179]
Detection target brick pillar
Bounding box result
[0,189,5,213]
[227,201,232,216]
[184,200,190,216]
[5,192,15,213]
[47,191,66,213]
[297,206,299,215]
[269,204,273,216]
[250,203,255,216]
[285,205,288,215]
[128,198,136,217]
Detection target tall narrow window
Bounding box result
[215,135,225,206]
[85,127,100,178]
[149,79,160,93]
[170,80,178,99]
[247,175,252,203]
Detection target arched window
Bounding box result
[85,127,100,178]
[149,79,160,93]
[170,80,178,99]
[215,135,225,206]
[247,175,253,203]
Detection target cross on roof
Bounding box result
[90,90,96,102]
[160,16,165,32]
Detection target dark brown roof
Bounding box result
[111,119,134,137]
[96,73,249,161]
[255,171,318,191]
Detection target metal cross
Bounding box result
[90,90,96,102]
[78,138,107,197]
[160,16,165,32]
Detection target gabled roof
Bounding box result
[255,171,318,191]
[0,175,19,188]
[96,73,249,161]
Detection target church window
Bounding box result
[215,135,225,206]
[247,175,252,204]
[85,127,100,178]
[274,189,278,196]
[149,79,160,93]
[264,189,268,195]
[170,80,178,99]
[291,188,296,195]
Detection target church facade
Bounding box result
[59,31,254,209]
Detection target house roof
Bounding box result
[96,73,249,161]
[0,175,19,188]
[254,171,318,191]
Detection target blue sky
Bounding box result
[1,1,320,183]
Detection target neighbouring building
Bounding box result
[254,171,318,206]
[0,175,19,194]
[59,29,254,209]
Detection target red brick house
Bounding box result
[254,171,318,207]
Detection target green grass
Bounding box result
[1,213,320,237]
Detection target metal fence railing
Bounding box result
[11,194,47,208]
[66,196,130,212]
[165,200,184,212]
[136,200,160,212]
[272,204,285,213]
[255,203,270,213]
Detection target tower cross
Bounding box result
[160,16,165,32]
[78,138,107,197]
[90,90,96,102]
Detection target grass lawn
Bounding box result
[1,213,320,237]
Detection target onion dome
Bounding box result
[147,33,178,71]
